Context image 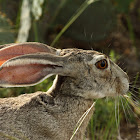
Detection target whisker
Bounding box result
[129,91,139,96]
[120,96,130,124]
[128,95,140,107]
[129,92,140,105]
[117,96,120,126]
[122,96,134,117]
[130,73,140,85]
[129,79,140,82]
[122,97,133,120]
[129,89,140,95]
[129,85,140,90]
[123,95,140,120]
[115,97,118,128]
[129,74,138,77]
[128,74,139,78]
[125,94,140,108]
[128,91,140,102]
[129,82,139,85]
[125,101,136,117]
[117,96,121,139]
[129,80,137,84]
[129,86,140,91]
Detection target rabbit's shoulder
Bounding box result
[0,92,55,113]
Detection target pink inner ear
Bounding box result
[0,64,50,85]
[0,44,51,66]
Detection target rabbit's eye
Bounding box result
[95,59,108,69]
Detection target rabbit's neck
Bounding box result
[48,75,91,98]
[54,95,94,140]
[47,75,94,139]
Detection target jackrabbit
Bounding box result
[0,42,129,140]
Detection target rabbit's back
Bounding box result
[0,91,94,140]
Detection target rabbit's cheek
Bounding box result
[100,70,111,80]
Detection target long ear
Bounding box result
[0,42,60,66]
[0,53,68,87]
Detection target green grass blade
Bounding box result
[51,0,98,47]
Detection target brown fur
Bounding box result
[0,77,94,140]
[0,43,129,140]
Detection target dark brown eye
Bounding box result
[95,59,108,69]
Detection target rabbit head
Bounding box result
[56,49,129,99]
[0,42,129,99]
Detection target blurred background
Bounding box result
[0,0,140,139]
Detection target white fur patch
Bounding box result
[2,59,62,67]
[56,49,61,56]
[88,55,106,65]
[83,90,106,99]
